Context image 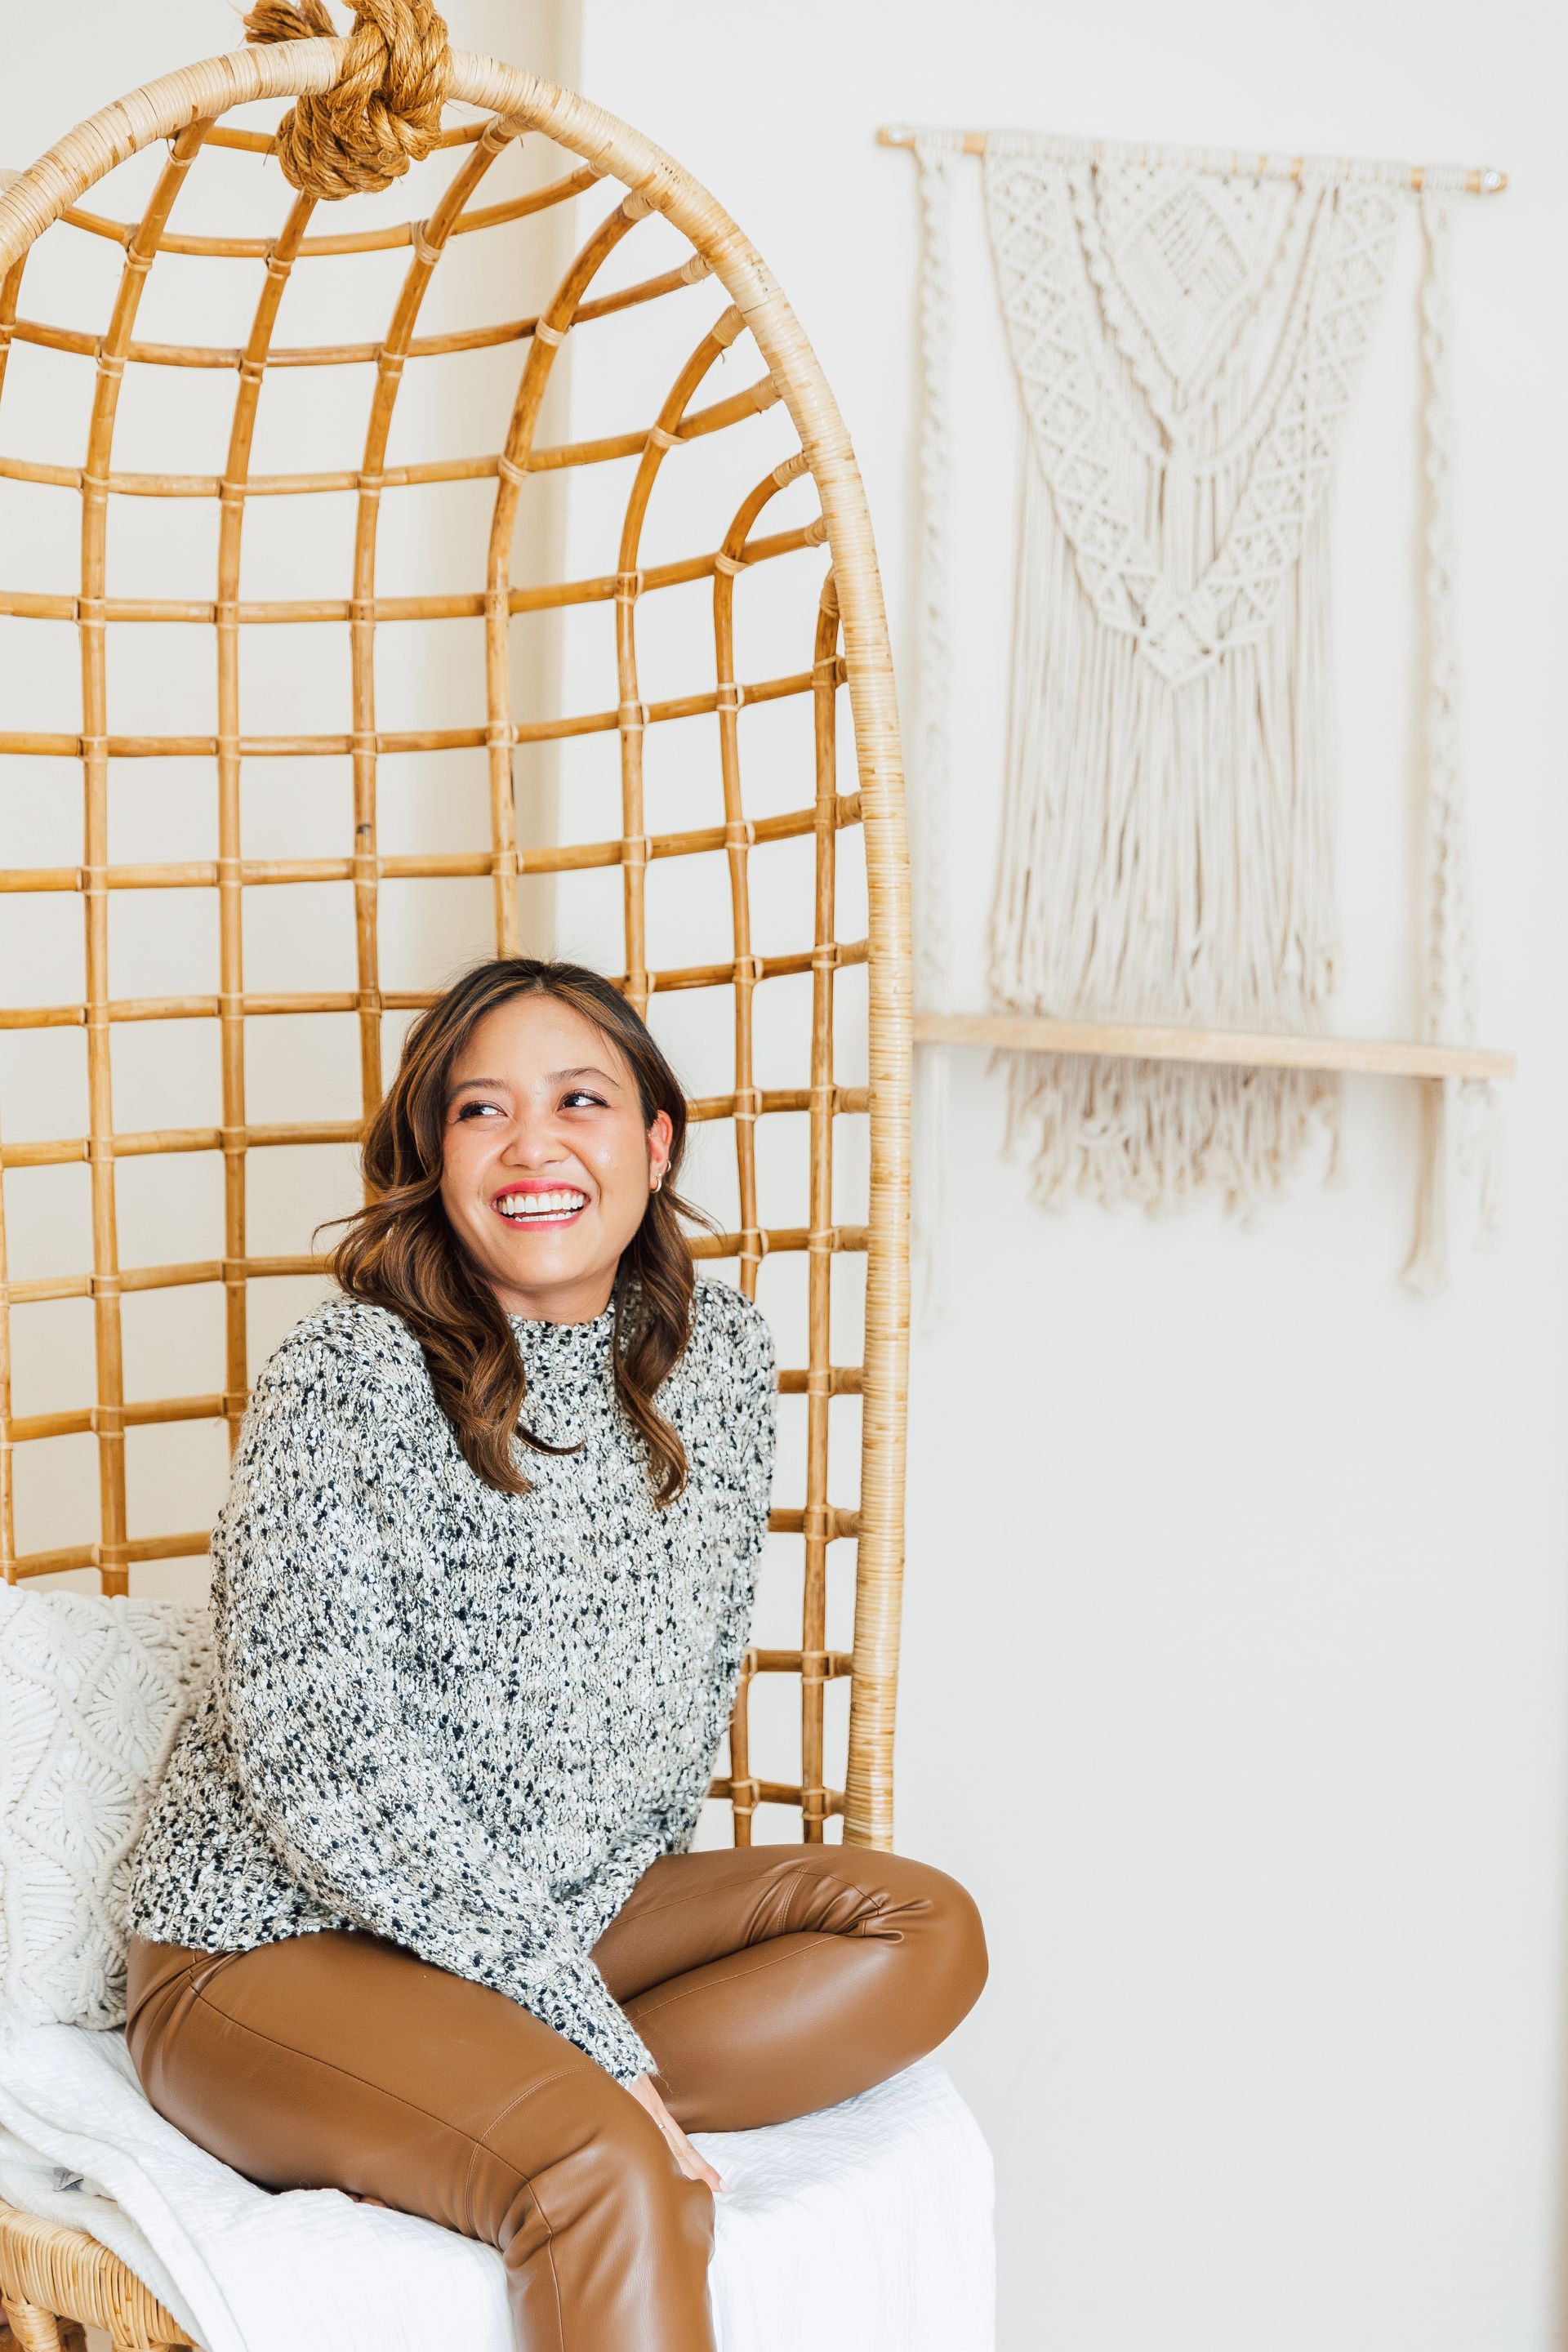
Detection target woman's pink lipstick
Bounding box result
[491,1181,590,1231]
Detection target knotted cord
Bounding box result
[243,0,452,199]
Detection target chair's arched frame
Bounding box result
[0,40,909,1840]
[0,33,908,2350]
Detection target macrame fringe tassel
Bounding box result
[1402,1075,1502,1294]
[1000,1054,1337,1218]
[1402,1077,1450,1294]
[991,448,1341,1214]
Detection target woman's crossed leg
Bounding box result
[125,1843,987,2352]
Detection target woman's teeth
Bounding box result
[496,1190,587,1219]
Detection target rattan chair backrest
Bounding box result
[0,35,910,1850]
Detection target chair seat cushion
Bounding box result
[0,2016,995,2352]
[0,1587,213,2028]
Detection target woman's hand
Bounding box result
[626,2071,725,2193]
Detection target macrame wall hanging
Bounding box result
[890,127,1510,1317]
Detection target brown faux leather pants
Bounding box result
[125,1843,988,2352]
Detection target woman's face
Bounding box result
[439,993,674,1325]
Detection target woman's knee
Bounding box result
[760,1842,989,2049]
[871,1849,991,2035]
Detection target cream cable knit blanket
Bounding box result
[126,1279,777,2087]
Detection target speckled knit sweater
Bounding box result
[126,1276,777,2087]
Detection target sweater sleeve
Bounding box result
[212,1332,657,2088]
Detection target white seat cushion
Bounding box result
[0,2020,995,2352]
[0,1585,213,2029]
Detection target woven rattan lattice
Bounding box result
[0,29,910,1899]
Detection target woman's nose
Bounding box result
[498,1115,565,1168]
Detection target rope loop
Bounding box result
[244,0,452,201]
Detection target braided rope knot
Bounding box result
[244,0,452,200]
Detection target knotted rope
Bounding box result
[243,0,452,199]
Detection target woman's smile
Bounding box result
[492,1180,592,1230]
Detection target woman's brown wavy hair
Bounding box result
[319,956,706,1505]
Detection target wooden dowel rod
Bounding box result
[1,1120,360,1169]
[690,1224,868,1260]
[2,1378,855,1450]
[528,378,781,472]
[0,813,858,901]
[1,1089,870,1170]
[915,1011,1515,1082]
[875,124,1508,194]
[643,938,867,995]
[2,1227,868,1307]
[56,165,601,258]
[0,379,780,499]
[2,938,870,1030]
[0,658,842,764]
[7,1394,226,1445]
[7,1531,212,1578]
[0,809,864,933]
[6,256,709,376]
[747,1649,854,1677]
[777,1365,864,1396]
[768,1506,861,1539]
[686,1085,869,1122]
[0,528,825,627]
[707,1777,844,1816]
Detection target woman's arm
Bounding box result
[213,1328,657,2087]
[684,1294,778,1806]
[633,1294,780,1871]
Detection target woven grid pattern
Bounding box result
[0,51,910,1873]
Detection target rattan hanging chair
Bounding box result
[0,8,910,2344]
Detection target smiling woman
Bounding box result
[329,957,702,1501]
[118,952,989,2352]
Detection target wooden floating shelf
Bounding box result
[914,1012,1516,1085]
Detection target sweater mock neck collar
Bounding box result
[506,1298,616,1361]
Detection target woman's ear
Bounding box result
[647,1107,675,1187]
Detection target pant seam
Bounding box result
[541,2234,569,2352]
[189,1981,492,2150]
[464,2065,581,2236]
[628,1933,847,2022]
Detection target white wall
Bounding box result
[5,6,1566,2349]
[572,4,1568,2348]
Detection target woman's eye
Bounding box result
[454,1100,501,1121]
[561,1089,606,1110]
